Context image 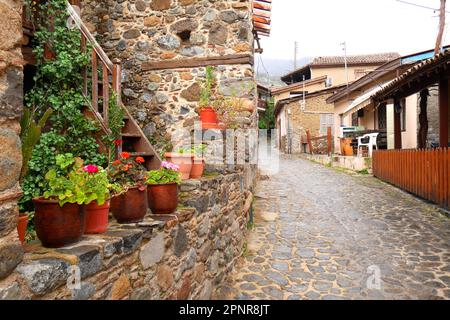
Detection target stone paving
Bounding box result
[216,155,450,300]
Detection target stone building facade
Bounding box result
[81,0,256,151]
[0,0,24,289]
[275,88,336,154]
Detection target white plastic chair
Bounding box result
[357,133,379,157]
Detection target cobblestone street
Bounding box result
[217,155,450,300]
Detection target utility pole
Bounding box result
[294,41,299,70]
[435,0,446,55]
[340,42,349,89]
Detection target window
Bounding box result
[377,103,387,130]
[351,112,358,126]
[320,114,334,135]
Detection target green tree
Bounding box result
[259,97,275,130]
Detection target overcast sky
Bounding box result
[258,0,450,62]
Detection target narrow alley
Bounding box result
[218,156,450,300]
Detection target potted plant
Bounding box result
[190,144,206,179]
[164,146,193,180]
[17,213,29,245]
[109,152,148,223]
[82,164,111,234]
[198,66,219,128]
[146,161,181,214]
[33,154,88,248]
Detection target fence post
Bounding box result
[327,127,332,155]
[306,130,313,154]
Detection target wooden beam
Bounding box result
[253,9,271,19]
[253,16,271,25]
[253,2,271,11]
[254,22,271,31]
[439,78,449,147]
[141,54,253,71]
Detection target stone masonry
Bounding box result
[281,91,334,154]
[81,0,256,151]
[0,0,24,283]
[0,172,252,300]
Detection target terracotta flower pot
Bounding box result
[147,183,179,214]
[190,157,205,179]
[164,152,193,180]
[84,200,110,234]
[17,215,28,245]
[200,107,218,124]
[111,186,148,223]
[33,198,86,248]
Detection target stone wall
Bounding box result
[0,0,24,286]
[285,92,334,154]
[81,0,256,151]
[0,172,252,300]
[419,85,440,147]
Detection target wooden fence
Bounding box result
[372,148,449,209]
[304,127,332,155]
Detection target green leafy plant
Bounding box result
[259,97,275,130]
[105,92,125,162]
[174,146,193,154]
[190,144,206,158]
[108,152,147,192]
[44,154,110,206]
[20,107,53,181]
[199,66,216,108]
[146,161,181,185]
[20,0,106,211]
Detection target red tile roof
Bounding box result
[310,52,401,66]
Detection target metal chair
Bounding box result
[357,133,379,157]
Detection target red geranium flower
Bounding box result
[112,160,121,166]
[135,156,145,164]
[120,152,130,159]
[83,164,99,174]
[113,139,123,146]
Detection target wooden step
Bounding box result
[130,152,154,157]
[121,132,141,138]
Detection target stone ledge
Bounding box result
[15,214,179,296]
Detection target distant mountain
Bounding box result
[255,57,312,87]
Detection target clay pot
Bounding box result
[147,183,179,215]
[111,186,148,223]
[164,152,193,180]
[190,157,205,179]
[199,107,218,124]
[17,215,28,245]
[84,200,110,234]
[33,198,86,248]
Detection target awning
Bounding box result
[342,80,394,116]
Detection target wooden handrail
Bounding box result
[66,2,114,71]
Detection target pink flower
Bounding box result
[161,161,180,172]
[83,164,99,174]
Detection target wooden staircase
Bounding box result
[66,3,161,169]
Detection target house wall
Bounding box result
[0,0,24,291]
[279,92,334,154]
[81,0,257,151]
[402,94,418,149]
[311,65,378,86]
[424,86,441,147]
